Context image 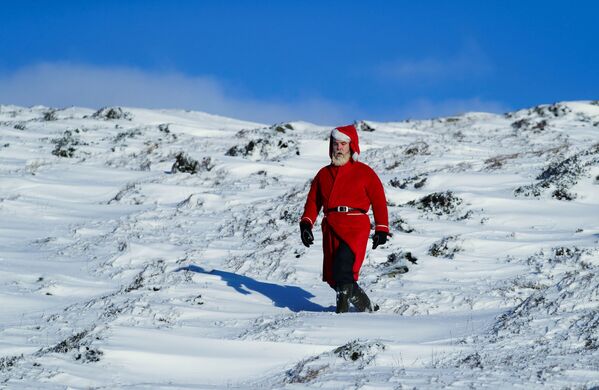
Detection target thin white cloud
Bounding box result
[0,63,354,125]
[0,62,509,125]
[385,97,511,120]
[376,41,493,84]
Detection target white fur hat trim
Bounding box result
[331,128,351,142]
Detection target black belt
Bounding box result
[326,206,367,214]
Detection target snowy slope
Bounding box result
[0,102,598,389]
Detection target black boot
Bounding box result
[350,283,377,312]
[335,283,354,313]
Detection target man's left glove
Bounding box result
[372,231,390,250]
[300,221,314,248]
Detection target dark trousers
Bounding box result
[332,240,355,286]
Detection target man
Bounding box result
[300,124,390,313]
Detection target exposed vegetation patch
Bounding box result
[226,137,299,161]
[224,123,301,161]
[334,340,385,365]
[484,153,520,169]
[46,330,88,354]
[506,103,572,125]
[515,143,599,200]
[176,194,204,209]
[91,107,133,120]
[389,175,427,189]
[171,152,214,174]
[75,346,103,363]
[114,128,142,143]
[458,352,483,369]
[43,110,57,121]
[511,118,548,133]
[493,268,599,348]
[284,355,329,384]
[403,141,430,156]
[378,251,417,277]
[156,123,178,141]
[188,294,204,305]
[35,329,104,363]
[533,103,572,118]
[0,355,23,372]
[428,235,462,259]
[108,182,142,204]
[450,247,599,381]
[52,130,86,158]
[279,340,385,385]
[123,261,167,293]
[407,191,463,217]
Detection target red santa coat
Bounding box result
[301,160,389,286]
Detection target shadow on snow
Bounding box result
[176,264,333,313]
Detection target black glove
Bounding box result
[372,231,390,250]
[300,221,314,247]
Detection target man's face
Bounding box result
[332,138,351,166]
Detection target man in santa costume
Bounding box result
[300,124,390,313]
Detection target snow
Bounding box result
[1,102,598,388]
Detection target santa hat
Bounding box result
[330,124,360,161]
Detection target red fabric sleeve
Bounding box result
[301,176,322,228]
[366,170,390,233]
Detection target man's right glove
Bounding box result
[300,221,314,247]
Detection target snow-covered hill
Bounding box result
[0,102,598,388]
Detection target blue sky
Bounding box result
[1,0,598,125]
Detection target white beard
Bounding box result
[331,152,350,166]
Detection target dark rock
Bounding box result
[390,217,414,233]
[355,120,376,132]
[272,123,294,133]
